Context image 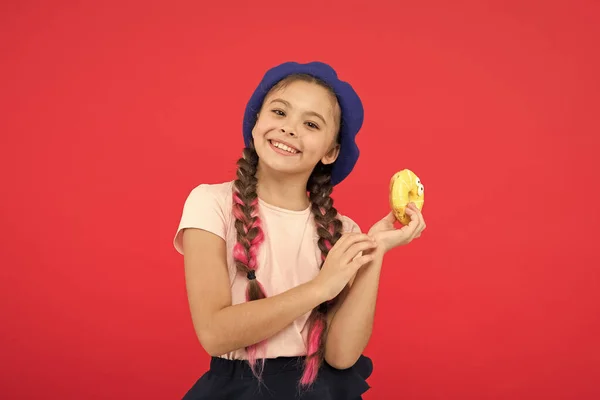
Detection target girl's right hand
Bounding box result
[313,233,378,301]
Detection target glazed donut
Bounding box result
[389,169,425,225]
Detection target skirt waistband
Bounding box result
[209,356,306,378]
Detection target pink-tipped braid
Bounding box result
[232,191,268,381]
[300,316,326,386]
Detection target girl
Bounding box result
[173,61,426,399]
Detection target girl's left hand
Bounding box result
[367,203,426,255]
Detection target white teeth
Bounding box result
[271,141,298,154]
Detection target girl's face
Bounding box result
[251,80,341,180]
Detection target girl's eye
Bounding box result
[306,122,319,130]
[272,109,285,116]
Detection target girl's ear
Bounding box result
[321,144,340,165]
[251,112,260,141]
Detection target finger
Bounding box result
[334,233,375,254]
[404,207,421,239]
[406,207,421,229]
[331,231,362,250]
[405,207,422,238]
[408,204,426,236]
[348,254,375,273]
[341,241,378,264]
[382,210,397,224]
[407,202,421,220]
[333,231,354,248]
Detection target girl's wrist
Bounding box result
[364,244,386,260]
[306,278,330,304]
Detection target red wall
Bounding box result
[1,1,598,399]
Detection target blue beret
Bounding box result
[242,61,364,186]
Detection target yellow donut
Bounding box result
[389,169,425,225]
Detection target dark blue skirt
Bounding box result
[182,354,373,399]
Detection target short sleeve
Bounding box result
[341,214,362,234]
[173,184,228,255]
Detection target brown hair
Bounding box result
[232,74,343,387]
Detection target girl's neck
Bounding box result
[255,166,310,211]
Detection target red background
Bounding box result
[1,1,599,399]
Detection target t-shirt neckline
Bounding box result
[257,197,312,215]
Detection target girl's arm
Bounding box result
[183,228,327,356]
[324,248,384,369]
[324,205,427,369]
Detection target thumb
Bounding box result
[382,210,397,224]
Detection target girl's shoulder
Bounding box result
[182,180,237,215]
[187,180,234,203]
[184,180,237,220]
[173,181,235,254]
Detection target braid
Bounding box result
[234,72,344,389]
[232,147,267,378]
[300,162,344,387]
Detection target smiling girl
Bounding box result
[174,61,426,399]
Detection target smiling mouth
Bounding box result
[269,140,301,154]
